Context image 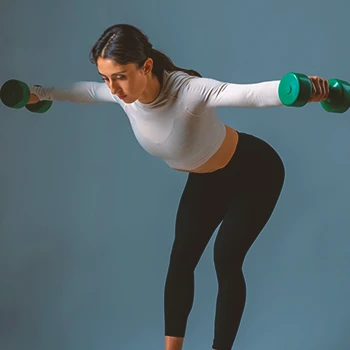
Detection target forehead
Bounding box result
[97,58,134,75]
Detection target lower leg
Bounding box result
[163,268,195,350]
[212,269,247,350]
[165,336,184,350]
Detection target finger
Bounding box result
[317,78,328,100]
[324,79,329,99]
[313,79,320,100]
[308,78,315,101]
[318,79,323,98]
[321,80,326,98]
[311,77,317,96]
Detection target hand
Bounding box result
[27,93,40,104]
[308,76,329,102]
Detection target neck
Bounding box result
[138,73,161,104]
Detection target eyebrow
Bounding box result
[98,70,127,76]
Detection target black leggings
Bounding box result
[164,132,285,350]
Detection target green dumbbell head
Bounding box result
[278,72,312,107]
[0,79,30,108]
[25,93,53,113]
[25,100,52,113]
[321,79,350,114]
[25,85,52,113]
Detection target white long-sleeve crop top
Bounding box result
[30,70,283,171]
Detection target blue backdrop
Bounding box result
[1,0,350,349]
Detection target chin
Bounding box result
[126,96,138,104]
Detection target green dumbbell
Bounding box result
[278,72,350,113]
[320,79,350,113]
[0,79,52,113]
[278,72,312,107]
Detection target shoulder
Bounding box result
[163,70,209,100]
[163,70,196,89]
[162,70,219,114]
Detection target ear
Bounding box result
[143,58,153,75]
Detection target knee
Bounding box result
[167,246,197,275]
[213,248,244,278]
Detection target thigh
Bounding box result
[214,138,285,265]
[214,184,282,267]
[170,172,233,268]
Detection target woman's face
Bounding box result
[97,57,151,104]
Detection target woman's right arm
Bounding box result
[28,82,122,104]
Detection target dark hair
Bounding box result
[89,24,202,85]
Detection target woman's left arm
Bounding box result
[182,75,328,110]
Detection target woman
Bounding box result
[28,24,329,350]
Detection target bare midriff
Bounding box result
[174,125,239,174]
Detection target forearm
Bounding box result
[29,81,119,104]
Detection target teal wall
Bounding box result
[1,0,350,349]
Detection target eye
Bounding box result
[101,76,126,82]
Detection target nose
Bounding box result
[109,81,122,95]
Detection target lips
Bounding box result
[117,94,127,99]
